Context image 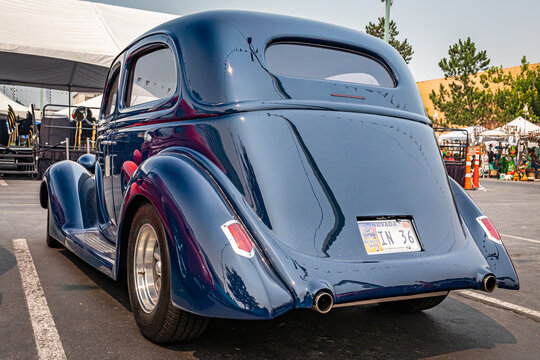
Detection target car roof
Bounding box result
[128,10,427,119]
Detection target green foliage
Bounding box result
[438,38,491,80]
[365,18,414,63]
[430,36,540,127]
[430,38,493,126]
[485,57,539,123]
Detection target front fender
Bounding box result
[119,151,293,319]
[450,177,519,290]
[41,160,98,237]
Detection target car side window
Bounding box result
[103,69,120,117]
[125,46,177,108]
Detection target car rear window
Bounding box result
[265,43,395,88]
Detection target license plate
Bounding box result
[357,219,422,255]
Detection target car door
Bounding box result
[109,35,180,220]
[97,63,121,228]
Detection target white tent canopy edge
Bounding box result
[0,0,177,91]
[438,126,487,141]
[0,91,31,116]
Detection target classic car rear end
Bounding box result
[40,10,518,343]
[164,109,508,311]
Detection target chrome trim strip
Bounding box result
[332,291,450,308]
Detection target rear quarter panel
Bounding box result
[119,152,293,319]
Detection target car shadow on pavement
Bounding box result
[173,297,516,360]
[0,245,17,306]
[55,247,517,359]
[58,249,131,311]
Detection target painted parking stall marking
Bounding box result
[12,239,67,360]
[501,233,540,245]
[0,179,7,186]
[457,290,540,322]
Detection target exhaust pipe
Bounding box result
[312,291,334,314]
[481,274,497,293]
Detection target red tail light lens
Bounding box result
[476,216,502,244]
[221,220,254,258]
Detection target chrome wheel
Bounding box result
[134,223,162,313]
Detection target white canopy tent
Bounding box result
[438,131,467,141]
[438,126,487,141]
[497,116,540,135]
[0,91,31,117]
[479,129,508,138]
[0,0,177,91]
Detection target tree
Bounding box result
[486,57,539,123]
[365,18,414,63]
[429,37,493,126]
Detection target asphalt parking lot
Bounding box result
[0,177,538,359]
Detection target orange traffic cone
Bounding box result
[464,148,473,189]
[473,147,480,188]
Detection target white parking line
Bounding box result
[0,179,7,186]
[501,233,540,245]
[457,290,540,322]
[12,239,67,360]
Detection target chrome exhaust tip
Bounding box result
[312,291,334,314]
[481,274,497,293]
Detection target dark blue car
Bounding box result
[40,11,518,343]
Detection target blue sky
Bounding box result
[84,0,540,82]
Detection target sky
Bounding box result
[6,0,540,108]
[83,0,540,82]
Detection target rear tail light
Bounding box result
[221,220,254,258]
[476,216,502,244]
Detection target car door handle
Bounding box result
[101,140,117,145]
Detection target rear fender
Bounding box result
[118,151,293,319]
[450,177,519,289]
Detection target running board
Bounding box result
[333,291,450,308]
[65,230,117,279]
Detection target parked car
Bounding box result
[40,10,519,343]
